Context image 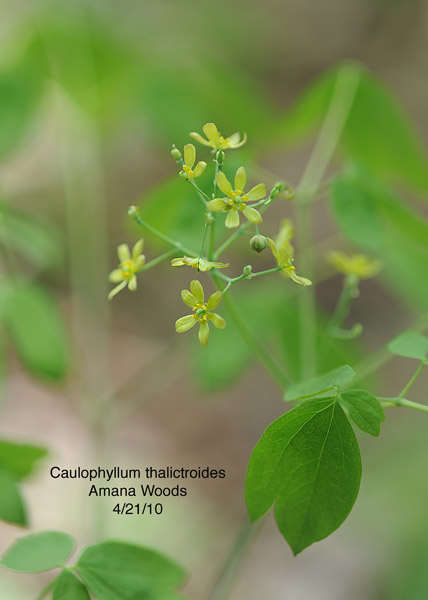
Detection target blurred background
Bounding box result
[1,0,428,598]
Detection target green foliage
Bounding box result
[53,571,90,600]
[77,541,187,600]
[0,202,64,270]
[1,534,187,599]
[0,439,47,480]
[388,332,428,361]
[0,50,43,158]
[280,63,428,192]
[1,282,69,381]
[0,439,46,525]
[0,532,74,573]
[284,365,356,401]
[0,468,26,526]
[245,396,362,554]
[338,389,385,436]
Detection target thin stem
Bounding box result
[295,64,360,380]
[188,179,210,204]
[210,271,290,390]
[130,209,198,257]
[207,519,262,600]
[139,249,176,272]
[214,223,250,259]
[399,362,427,398]
[36,578,56,600]
[199,222,209,257]
[222,267,282,294]
[379,397,428,413]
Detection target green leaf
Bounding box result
[0,440,47,480]
[280,63,428,192]
[339,389,385,436]
[284,365,355,401]
[388,332,428,361]
[1,532,74,573]
[0,468,26,526]
[0,51,43,158]
[245,397,362,554]
[53,570,90,600]
[76,542,186,600]
[2,283,69,380]
[0,202,64,270]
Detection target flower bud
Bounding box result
[171,145,182,161]
[205,212,215,224]
[250,234,268,253]
[128,205,139,217]
[243,265,253,277]
[216,150,225,166]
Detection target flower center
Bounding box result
[120,260,135,280]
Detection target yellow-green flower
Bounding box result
[179,144,207,180]
[327,251,383,279]
[206,167,266,228]
[190,123,246,151]
[108,239,145,299]
[267,222,311,286]
[171,256,229,271]
[175,280,226,346]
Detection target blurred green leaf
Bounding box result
[77,542,186,600]
[0,202,63,270]
[245,396,361,554]
[0,51,43,158]
[339,389,385,436]
[53,570,90,600]
[1,532,74,573]
[388,332,428,361]
[2,283,69,381]
[280,63,428,192]
[285,365,355,401]
[0,468,26,526]
[0,440,47,480]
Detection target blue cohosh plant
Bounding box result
[107,119,428,563]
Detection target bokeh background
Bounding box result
[1,0,428,598]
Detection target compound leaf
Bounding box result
[0,439,47,480]
[53,570,90,600]
[0,468,26,526]
[245,397,361,554]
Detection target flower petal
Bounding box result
[193,161,207,177]
[207,198,226,212]
[266,237,280,264]
[171,258,186,267]
[176,315,197,332]
[117,243,131,262]
[209,312,226,329]
[109,269,123,283]
[288,272,312,286]
[207,290,222,310]
[184,143,196,168]
[190,280,204,304]
[210,261,229,269]
[246,183,266,202]
[203,123,220,142]
[190,132,211,146]
[225,210,240,228]
[136,255,146,269]
[132,239,144,260]
[228,132,247,148]
[181,289,197,307]
[128,276,137,291]
[216,172,233,196]
[234,166,247,190]
[243,207,262,224]
[198,321,210,346]
[108,280,127,300]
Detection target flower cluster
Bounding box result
[109,122,385,348]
